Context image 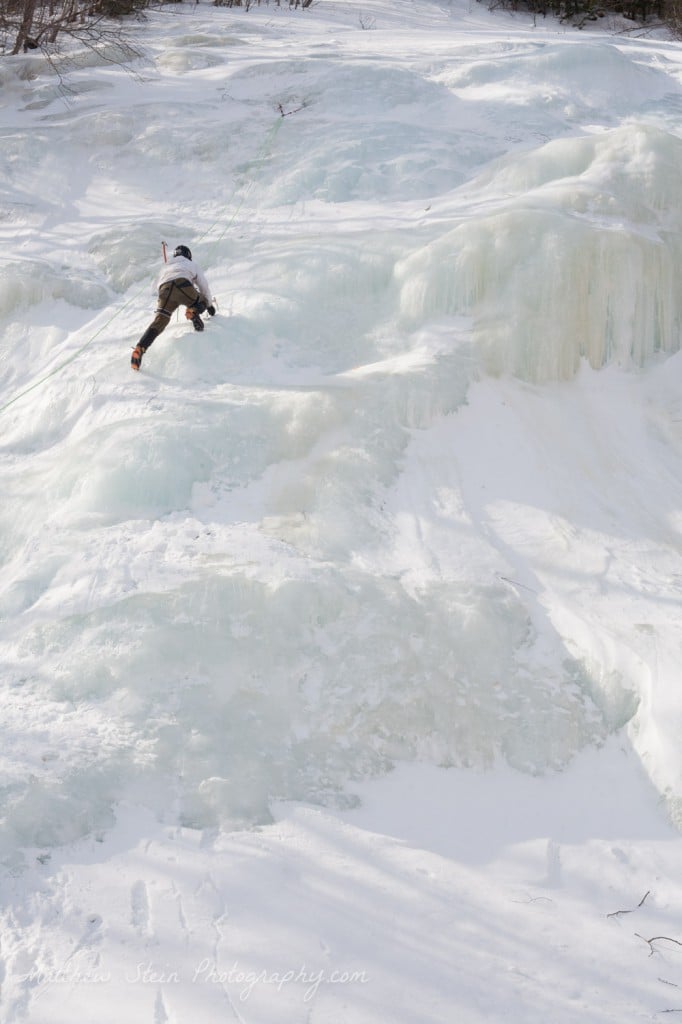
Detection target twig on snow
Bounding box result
[510,894,554,905]
[497,574,538,594]
[635,933,682,957]
[607,890,651,918]
[277,101,309,117]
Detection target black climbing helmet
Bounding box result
[173,244,192,261]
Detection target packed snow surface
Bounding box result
[1,0,682,1019]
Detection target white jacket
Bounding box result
[157,255,212,304]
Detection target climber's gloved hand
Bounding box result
[207,304,216,317]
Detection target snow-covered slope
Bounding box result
[1,0,682,1019]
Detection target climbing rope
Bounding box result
[0,103,296,417]
[0,290,143,416]
[198,113,286,262]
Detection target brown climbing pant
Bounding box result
[139,277,201,351]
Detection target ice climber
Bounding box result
[131,244,216,371]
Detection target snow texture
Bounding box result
[1,0,682,1019]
